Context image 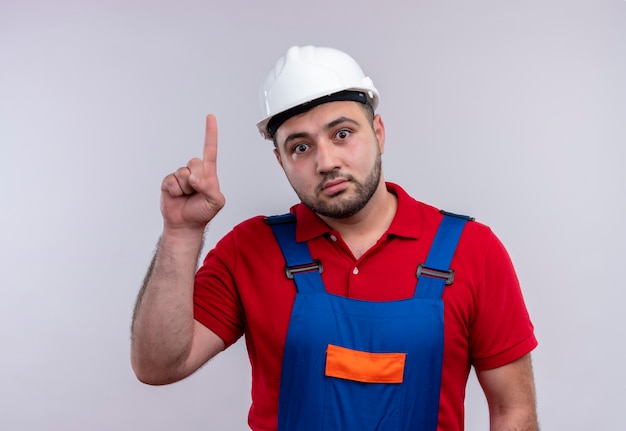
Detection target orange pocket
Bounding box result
[325,344,406,384]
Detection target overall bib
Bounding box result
[266,212,470,431]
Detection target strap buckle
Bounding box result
[416,264,455,286]
[285,260,324,279]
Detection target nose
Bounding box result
[316,140,340,174]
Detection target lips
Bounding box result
[321,178,349,195]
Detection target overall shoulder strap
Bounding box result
[415,211,473,299]
[265,213,324,293]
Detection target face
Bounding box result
[273,101,386,219]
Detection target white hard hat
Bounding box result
[257,45,379,140]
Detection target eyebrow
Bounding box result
[282,116,360,149]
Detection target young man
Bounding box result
[131,45,538,431]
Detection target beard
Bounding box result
[295,154,382,219]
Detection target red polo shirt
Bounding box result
[194,182,537,431]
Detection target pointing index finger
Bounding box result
[203,114,218,165]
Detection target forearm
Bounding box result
[131,228,204,384]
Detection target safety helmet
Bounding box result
[257,45,379,140]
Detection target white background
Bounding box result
[1,0,625,429]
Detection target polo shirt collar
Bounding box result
[292,182,421,242]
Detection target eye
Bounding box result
[292,143,310,154]
[335,129,351,140]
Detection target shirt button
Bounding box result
[329,234,337,242]
[352,267,359,275]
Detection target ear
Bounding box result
[274,148,283,168]
[373,114,386,154]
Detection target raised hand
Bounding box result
[160,114,226,233]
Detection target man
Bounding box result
[131,45,538,431]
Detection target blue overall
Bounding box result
[266,212,470,431]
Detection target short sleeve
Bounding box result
[469,230,537,370]
[193,230,245,348]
